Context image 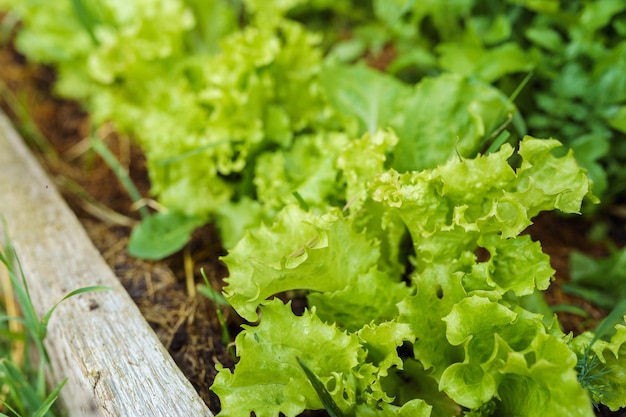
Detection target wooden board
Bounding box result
[0,111,214,416]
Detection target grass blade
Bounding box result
[292,191,310,211]
[550,304,590,318]
[154,140,230,166]
[90,136,149,219]
[561,283,616,310]
[509,71,534,103]
[591,299,626,345]
[485,130,511,155]
[0,80,57,159]
[1,224,109,415]
[33,378,67,417]
[199,269,234,359]
[40,286,111,337]
[69,0,100,45]
[296,357,345,417]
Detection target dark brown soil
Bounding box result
[1,22,625,416]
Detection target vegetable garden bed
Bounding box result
[1,1,626,417]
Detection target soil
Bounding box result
[1,26,625,417]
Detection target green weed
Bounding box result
[0,219,108,416]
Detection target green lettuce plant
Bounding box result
[212,137,621,416]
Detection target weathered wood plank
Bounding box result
[0,111,214,416]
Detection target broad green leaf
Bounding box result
[128,211,206,260]
[320,63,411,135]
[214,197,266,250]
[525,27,564,51]
[408,0,474,39]
[566,132,610,199]
[438,41,533,83]
[388,74,517,172]
[607,105,626,134]
[571,250,626,286]
[580,0,626,32]
[373,0,415,27]
[183,0,238,54]
[68,0,100,45]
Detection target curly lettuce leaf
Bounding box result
[213,299,420,416]
[397,266,467,377]
[372,137,594,263]
[221,202,410,330]
[441,296,593,415]
[222,205,381,322]
[515,138,599,215]
[440,296,533,408]
[221,129,399,248]
[491,343,592,417]
[222,203,412,330]
[10,1,93,63]
[338,129,399,211]
[464,233,555,296]
[84,1,194,84]
[587,323,626,411]
[307,267,409,332]
[253,132,350,212]
[212,299,364,417]
[357,322,415,378]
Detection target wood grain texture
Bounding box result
[0,111,214,417]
